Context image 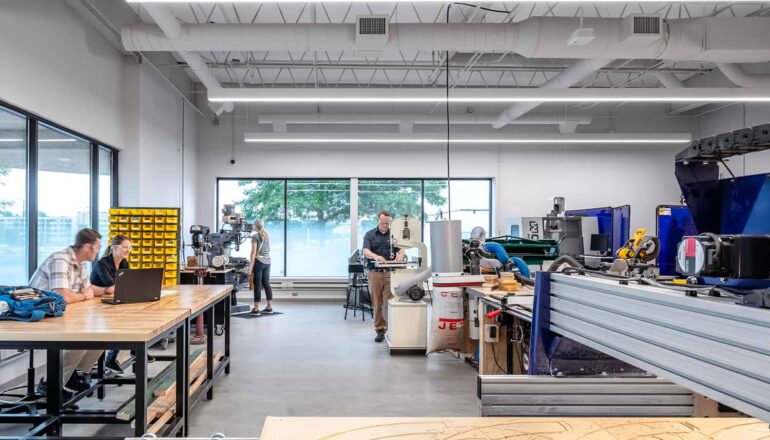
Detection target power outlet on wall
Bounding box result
[484,324,499,343]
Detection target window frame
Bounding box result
[216,177,493,278]
[0,99,119,280]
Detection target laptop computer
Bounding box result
[101,268,163,305]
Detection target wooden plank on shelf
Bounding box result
[149,350,223,420]
[117,348,204,422]
[147,407,175,435]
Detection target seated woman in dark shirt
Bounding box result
[90,235,131,372]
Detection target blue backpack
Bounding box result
[0,286,67,322]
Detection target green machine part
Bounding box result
[462,235,559,266]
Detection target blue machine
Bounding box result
[674,155,770,289]
[655,205,697,276]
[527,123,770,375]
[565,205,631,254]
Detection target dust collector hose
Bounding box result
[483,242,531,277]
[393,268,432,296]
[547,255,583,272]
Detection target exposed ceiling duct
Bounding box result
[654,72,711,115]
[140,4,234,115]
[655,72,685,89]
[717,63,770,88]
[493,58,610,129]
[123,17,770,63]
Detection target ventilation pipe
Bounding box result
[141,4,234,115]
[717,63,770,88]
[122,17,770,63]
[655,72,685,89]
[493,58,610,129]
[654,72,712,115]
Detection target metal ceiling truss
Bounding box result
[137,2,766,92]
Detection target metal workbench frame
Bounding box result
[0,319,188,439]
[536,272,770,422]
[0,292,232,438]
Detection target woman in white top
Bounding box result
[249,219,274,315]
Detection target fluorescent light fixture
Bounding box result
[128,0,770,3]
[244,132,691,144]
[0,138,77,142]
[211,87,770,104]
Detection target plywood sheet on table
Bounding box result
[260,416,770,440]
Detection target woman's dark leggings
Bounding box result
[252,261,273,302]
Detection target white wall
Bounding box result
[119,60,199,228]
[495,146,682,235]
[195,116,498,227]
[0,0,124,148]
[196,109,692,238]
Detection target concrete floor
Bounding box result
[1,302,479,438]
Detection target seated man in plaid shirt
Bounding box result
[29,228,109,398]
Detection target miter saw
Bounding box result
[616,228,660,263]
[604,228,660,277]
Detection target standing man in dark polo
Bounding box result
[363,210,405,343]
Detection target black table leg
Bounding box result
[205,307,214,400]
[45,349,62,436]
[97,352,105,400]
[506,324,514,375]
[175,321,189,437]
[27,350,36,397]
[134,343,148,438]
[224,298,231,375]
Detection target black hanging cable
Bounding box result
[453,2,513,14]
[446,4,451,219]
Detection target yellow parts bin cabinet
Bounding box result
[108,207,181,278]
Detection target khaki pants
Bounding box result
[62,350,103,384]
[367,271,392,332]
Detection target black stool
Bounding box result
[344,251,373,320]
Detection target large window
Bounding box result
[0,101,118,284]
[218,179,286,276]
[218,178,491,278]
[287,180,350,276]
[423,179,492,250]
[357,180,422,248]
[0,108,28,285]
[37,124,91,265]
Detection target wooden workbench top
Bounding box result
[260,416,770,440]
[0,308,188,342]
[69,284,233,315]
[0,285,231,343]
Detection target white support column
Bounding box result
[350,178,359,253]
